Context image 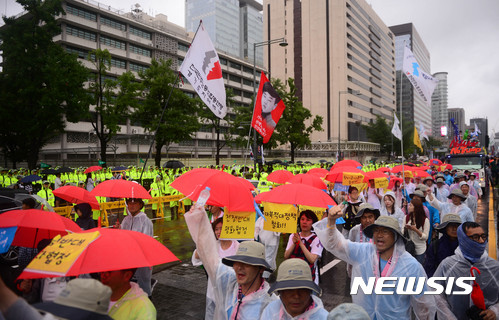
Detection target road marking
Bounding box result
[320,259,342,275]
[489,188,497,260]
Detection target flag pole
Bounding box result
[400,43,406,193]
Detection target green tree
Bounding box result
[0,0,89,169]
[272,78,323,162]
[132,59,200,167]
[198,89,236,165]
[363,116,392,155]
[87,49,137,166]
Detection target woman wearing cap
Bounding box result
[185,205,277,320]
[380,191,405,231]
[423,214,461,277]
[261,259,328,319]
[460,181,478,220]
[427,188,474,223]
[434,177,450,202]
[314,205,434,319]
[404,197,430,264]
[284,210,323,285]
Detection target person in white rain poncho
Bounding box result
[427,188,474,223]
[261,259,328,320]
[435,177,450,203]
[314,205,435,320]
[254,216,280,279]
[434,222,499,320]
[459,181,478,220]
[184,205,277,320]
[379,191,405,231]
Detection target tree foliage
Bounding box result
[132,59,201,167]
[364,115,415,157]
[271,78,323,162]
[0,0,89,169]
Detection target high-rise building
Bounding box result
[263,0,396,145]
[470,118,488,147]
[185,0,263,66]
[431,72,448,138]
[4,0,262,162]
[448,108,466,140]
[389,23,432,137]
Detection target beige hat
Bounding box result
[354,203,380,221]
[447,188,467,200]
[35,278,112,319]
[435,177,445,184]
[409,190,427,202]
[415,184,428,192]
[222,241,273,272]
[268,258,321,295]
[328,303,370,320]
[435,214,462,232]
[364,216,407,243]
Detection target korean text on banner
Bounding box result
[220,212,255,240]
[251,72,286,143]
[342,172,364,185]
[298,205,326,221]
[179,22,227,118]
[262,202,298,233]
[25,231,100,276]
[374,177,389,189]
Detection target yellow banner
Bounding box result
[26,231,100,276]
[220,212,255,240]
[298,205,325,221]
[342,172,364,185]
[262,202,299,233]
[374,177,389,189]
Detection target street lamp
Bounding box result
[337,90,361,161]
[251,38,288,174]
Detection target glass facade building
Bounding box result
[431,72,448,138]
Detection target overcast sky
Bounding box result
[3,0,499,136]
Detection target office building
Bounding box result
[448,108,466,140]
[389,23,432,137]
[469,118,488,147]
[6,0,262,163]
[263,0,396,146]
[185,0,264,66]
[431,72,448,138]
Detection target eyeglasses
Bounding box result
[372,227,391,236]
[468,234,487,242]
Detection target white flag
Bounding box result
[391,114,402,140]
[179,22,227,118]
[402,46,439,107]
[419,121,429,141]
[474,122,481,134]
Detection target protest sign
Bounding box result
[374,177,389,189]
[262,202,298,233]
[343,172,364,185]
[298,205,326,221]
[220,212,255,240]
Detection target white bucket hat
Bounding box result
[268,258,321,295]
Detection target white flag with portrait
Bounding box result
[402,46,438,107]
[179,22,227,118]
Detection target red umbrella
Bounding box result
[255,184,336,208]
[19,228,179,279]
[428,159,443,166]
[412,169,430,178]
[376,167,391,173]
[332,159,362,169]
[171,168,254,212]
[0,209,81,247]
[53,186,100,210]
[363,170,388,182]
[388,177,403,190]
[288,174,327,189]
[306,168,330,178]
[84,166,103,174]
[418,165,430,171]
[390,165,417,174]
[90,179,151,199]
[267,170,294,184]
[325,167,364,183]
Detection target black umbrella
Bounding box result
[296,161,303,164]
[318,159,328,163]
[111,166,128,172]
[304,161,312,164]
[56,167,74,173]
[20,175,42,183]
[163,160,185,169]
[40,169,57,175]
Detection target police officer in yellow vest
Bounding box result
[149,175,164,218]
[37,181,55,207]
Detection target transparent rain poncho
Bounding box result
[261,295,329,320]
[434,248,499,320]
[427,195,474,223]
[314,219,435,320]
[185,205,277,320]
[379,191,405,231]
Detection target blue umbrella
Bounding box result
[20,175,42,183]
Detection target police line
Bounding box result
[351,276,475,295]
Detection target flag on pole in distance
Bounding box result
[391,113,402,140]
[402,46,438,107]
[251,72,286,143]
[179,21,227,119]
[474,122,481,134]
[414,126,423,152]
[418,121,429,141]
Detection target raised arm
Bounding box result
[314,205,352,263]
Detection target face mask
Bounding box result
[457,225,487,264]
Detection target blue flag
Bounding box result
[0,227,17,254]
